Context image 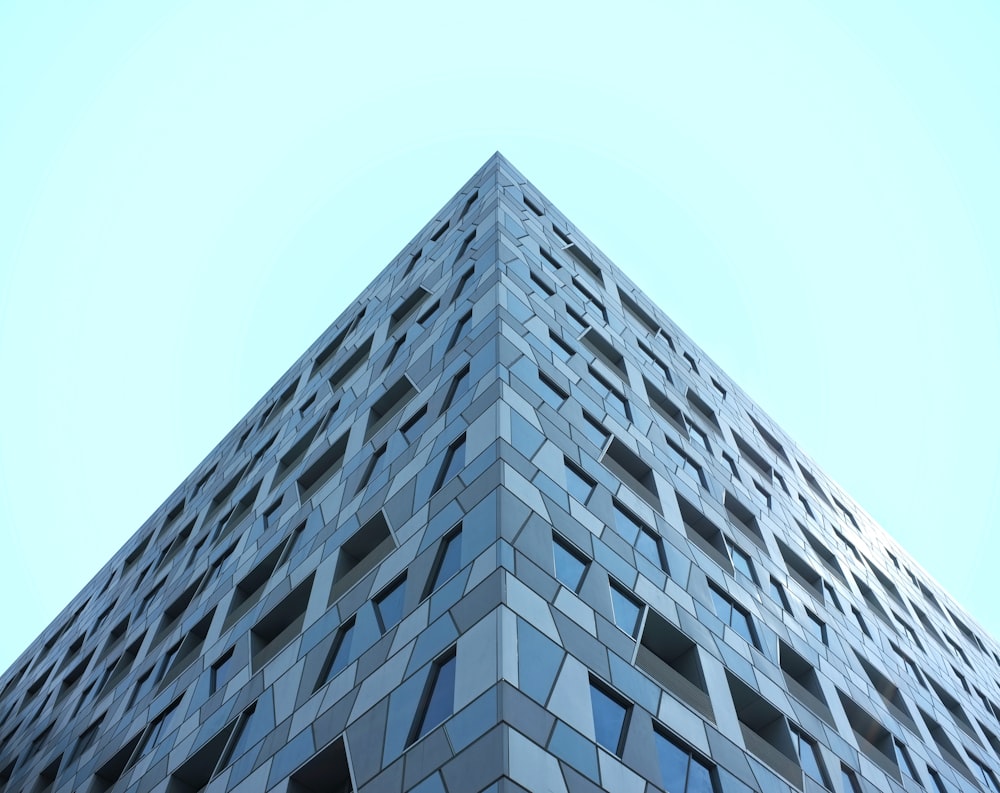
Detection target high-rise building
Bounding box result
[1,153,998,793]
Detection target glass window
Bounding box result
[581,412,609,449]
[357,443,387,493]
[894,739,920,781]
[428,530,462,593]
[401,405,430,443]
[806,610,827,645]
[219,703,260,768]
[553,537,588,593]
[434,436,465,492]
[709,586,757,648]
[728,542,757,583]
[589,681,629,755]
[375,576,406,633]
[610,584,642,638]
[926,766,949,793]
[323,619,356,682]
[211,648,236,694]
[538,372,566,408]
[791,725,827,785]
[636,527,667,572]
[655,729,715,793]
[852,606,872,638]
[841,765,862,793]
[412,652,457,742]
[565,461,595,503]
[612,502,642,543]
[769,578,791,612]
[442,367,470,412]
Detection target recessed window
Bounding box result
[841,766,862,793]
[655,728,716,793]
[217,702,262,770]
[410,650,457,744]
[682,352,699,373]
[805,610,827,645]
[330,512,396,602]
[68,714,105,765]
[426,528,462,595]
[211,647,236,695]
[287,736,354,792]
[433,435,466,492]
[580,412,610,450]
[389,286,432,333]
[310,322,352,377]
[453,267,475,300]
[609,583,642,638]
[447,311,472,352]
[320,618,356,685]
[133,698,183,764]
[851,606,872,638]
[531,271,556,296]
[590,367,629,418]
[602,437,659,509]
[356,443,388,494]
[250,575,313,672]
[779,642,832,723]
[553,536,588,593]
[416,299,440,327]
[791,724,829,787]
[374,575,407,633]
[678,496,731,574]
[565,460,595,504]
[366,376,417,440]
[459,191,478,219]
[441,366,471,413]
[722,452,740,481]
[685,418,711,451]
[769,578,791,612]
[429,220,450,242]
[383,334,406,371]
[664,438,707,489]
[296,432,348,501]
[401,404,430,444]
[328,336,373,392]
[589,680,629,755]
[582,327,626,378]
[523,194,544,216]
[925,767,948,793]
[548,330,574,361]
[709,585,758,648]
[636,610,711,718]
[619,289,660,336]
[727,540,758,584]
[537,371,567,409]
[225,542,287,628]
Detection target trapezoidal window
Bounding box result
[224,540,288,628]
[160,609,214,687]
[366,375,417,440]
[644,377,686,435]
[724,492,766,549]
[552,534,589,593]
[582,327,627,379]
[328,336,373,392]
[636,609,712,719]
[433,434,466,493]
[288,736,354,793]
[589,678,630,756]
[748,415,789,463]
[732,433,773,480]
[250,574,313,672]
[727,673,800,787]
[776,539,823,600]
[329,512,396,603]
[389,286,431,334]
[166,710,243,793]
[296,432,348,501]
[424,526,462,597]
[677,495,732,575]
[779,641,833,723]
[619,289,660,336]
[310,322,353,377]
[409,649,457,745]
[837,690,902,782]
[601,437,660,511]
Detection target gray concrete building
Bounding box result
[2,153,999,792]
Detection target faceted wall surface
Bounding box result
[2,154,999,793]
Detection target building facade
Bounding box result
[2,153,999,793]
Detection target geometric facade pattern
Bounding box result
[2,153,999,793]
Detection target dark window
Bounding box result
[401,404,430,443]
[447,311,472,352]
[806,610,827,645]
[537,372,567,408]
[434,435,466,492]
[441,366,471,412]
[411,651,457,743]
[322,618,356,684]
[610,583,642,638]
[769,578,791,612]
[357,443,388,493]
[589,680,629,755]
[565,460,595,503]
[655,729,716,793]
[375,575,406,633]
[427,529,462,594]
[709,586,758,648]
[211,648,236,695]
[581,412,609,449]
[553,536,588,593]
[841,766,862,793]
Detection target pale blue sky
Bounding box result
[2,0,999,671]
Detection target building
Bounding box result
[1,153,999,793]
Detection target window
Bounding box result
[851,606,872,638]
[590,367,629,418]
[664,438,708,489]
[582,327,627,378]
[972,754,1000,793]
[769,578,791,612]
[321,618,356,684]
[565,460,595,503]
[790,724,829,786]
[68,714,104,764]
[537,371,567,408]
[426,528,462,595]
[441,366,471,412]
[709,585,758,648]
[328,337,373,392]
[532,271,556,296]
[636,526,668,572]
[926,766,949,793]
[356,443,388,493]
[636,610,712,718]
[374,575,407,633]
[654,729,716,793]
[383,334,406,370]
[287,736,354,793]
[217,703,262,770]
[330,512,396,602]
[894,738,920,782]
[553,536,588,593]
[296,432,348,501]
[418,301,440,327]
[823,582,843,612]
[722,452,741,481]
[130,669,155,707]
[549,330,574,361]
[135,698,182,762]
[683,352,699,373]
[602,438,660,509]
[433,435,466,492]
[685,418,711,451]
[589,680,629,755]
[211,648,236,695]
[581,412,609,450]
[805,610,827,645]
[637,340,672,383]
[250,575,313,672]
[366,376,417,440]
[410,650,457,743]
[840,765,862,793]
[727,541,757,584]
[609,583,642,638]
[263,497,284,529]
[447,311,472,352]
[401,404,430,444]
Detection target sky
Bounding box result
[1,0,999,673]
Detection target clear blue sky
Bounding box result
[2,0,999,672]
